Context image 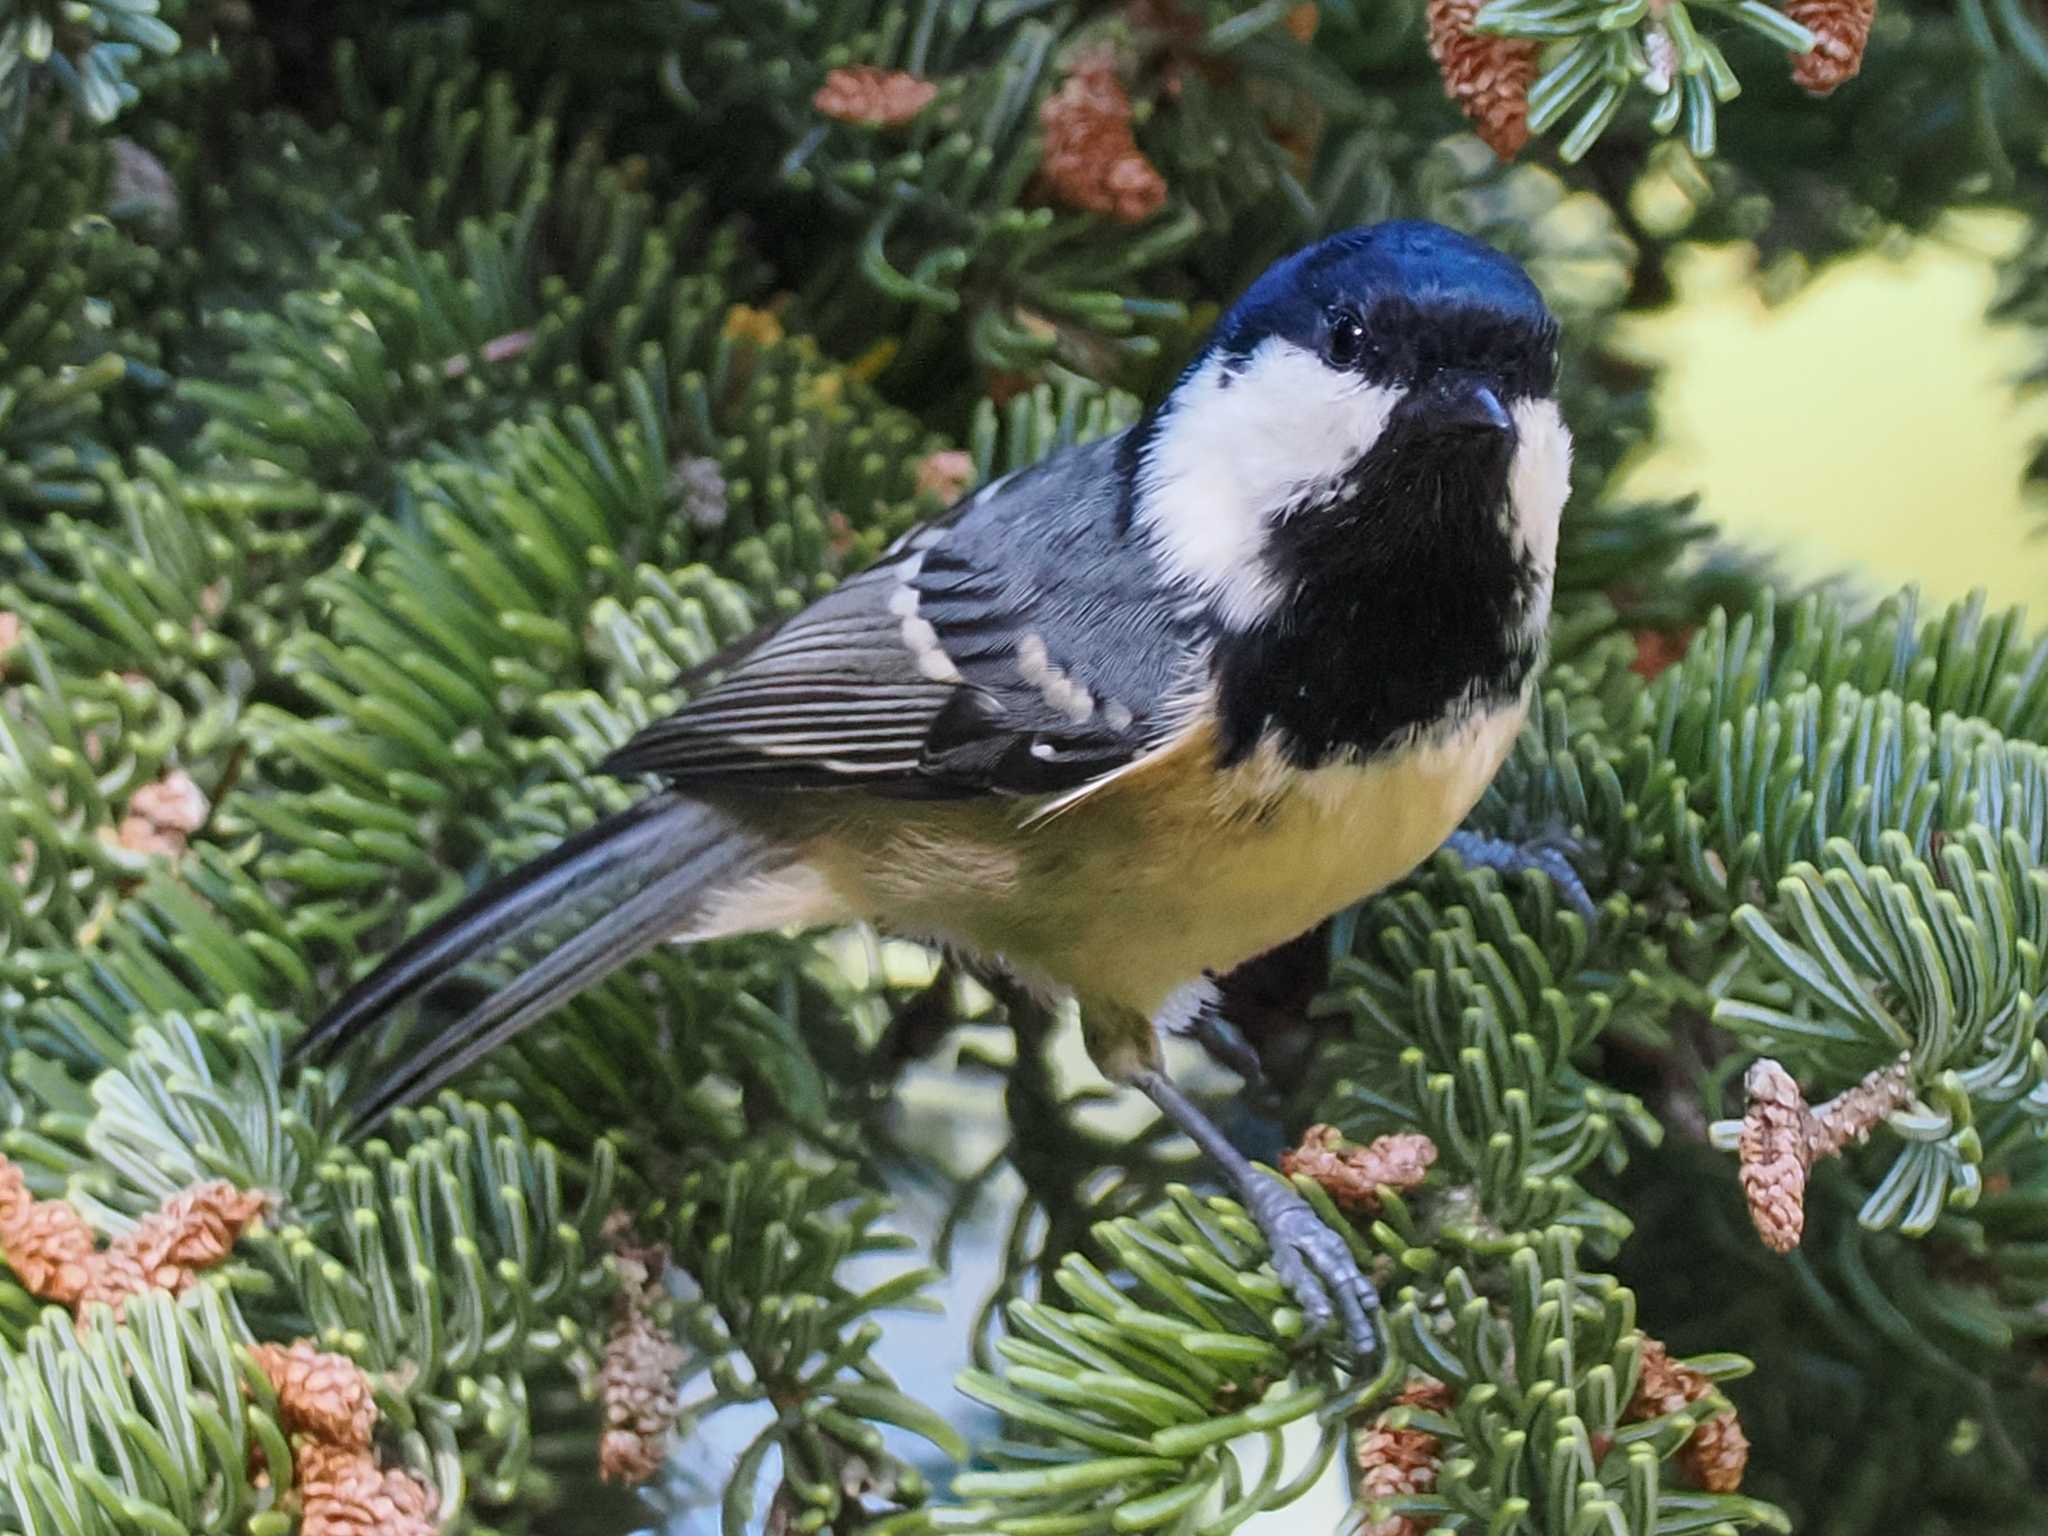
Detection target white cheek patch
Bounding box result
[1507,396,1571,574]
[1136,340,1403,629]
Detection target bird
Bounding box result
[295,218,1576,1368]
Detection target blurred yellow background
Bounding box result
[1614,212,2048,612]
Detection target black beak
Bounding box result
[1398,376,1513,441]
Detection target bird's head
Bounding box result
[1134,221,1570,630]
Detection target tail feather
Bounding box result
[299,793,778,1125]
[294,792,699,1065]
[348,855,726,1127]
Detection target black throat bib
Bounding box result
[1212,423,1542,769]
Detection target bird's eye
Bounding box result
[1325,310,1368,369]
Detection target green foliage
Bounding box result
[3,2,2048,1533]
[910,1189,1353,1536]
[1476,0,1816,161]
[1325,855,1660,1252]
[0,0,178,146]
[1380,1230,1786,1536]
[0,120,145,519]
[0,635,200,1000]
[883,1211,1781,1536]
[660,1149,959,1534]
[0,998,630,1528]
[663,0,1199,375]
[282,1096,618,1514]
[0,1286,289,1535]
[606,0,1651,397]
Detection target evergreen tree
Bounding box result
[1,1,2043,1532]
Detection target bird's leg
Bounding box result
[1181,1004,1273,1101]
[1442,826,1597,920]
[1124,1061,1382,1369]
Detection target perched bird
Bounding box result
[298,219,1576,1366]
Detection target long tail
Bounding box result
[295,792,780,1128]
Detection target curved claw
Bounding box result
[1124,1066,1382,1369]
[1245,1177,1383,1370]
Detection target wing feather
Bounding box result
[600,433,1207,798]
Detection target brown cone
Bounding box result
[814,66,940,127]
[596,1218,689,1485]
[1356,1378,1454,1536]
[1626,1337,1750,1493]
[0,1156,264,1320]
[248,1340,439,1534]
[1424,0,1538,159]
[250,1341,380,1451]
[1785,0,1876,94]
[1282,1125,1438,1213]
[1037,51,1168,223]
[295,1441,439,1536]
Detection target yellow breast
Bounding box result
[809,699,1528,1027]
[771,682,1531,1070]
[1034,702,1528,1010]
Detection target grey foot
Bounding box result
[1244,1173,1382,1368]
[1443,828,1597,920]
[1127,1065,1381,1369]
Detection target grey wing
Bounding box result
[599,432,1206,799]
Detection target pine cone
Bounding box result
[1282,1125,1437,1213]
[0,1158,26,1226]
[296,1441,439,1536]
[123,1181,267,1277]
[117,769,210,858]
[1682,1406,1752,1492]
[0,1156,265,1320]
[1737,1058,1813,1253]
[914,450,977,505]
[1628,626,1695,680]
[1356,1378,1453,1536]
[1037,53,1168,223]
[1424,0,1538,159]
[1784,0,1876,94]
[87,1180,266,1315]
[128,770,209,836]
[814,66,939,128]
[1626,1337,1750,1492]
[1628,1337,1705,1418]
[597,1221,689,1485]
[598,1308,689,1483]
[0,611,20,676]
[243,1338,437,1533]
[0,1189,98,1304]
[1809,1054,1912,1158]
[78,1247,157,1313]
[1735,1055,1912,1252]
[251,1341,381,1450]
